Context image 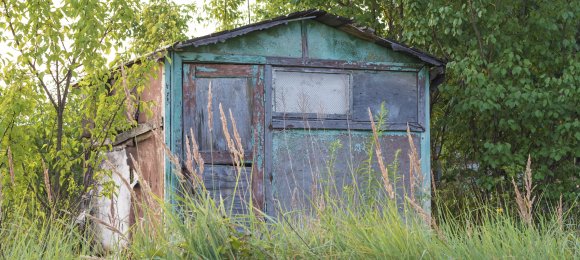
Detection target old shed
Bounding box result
[100,9,445,228]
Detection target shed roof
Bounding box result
[167,10,446,68]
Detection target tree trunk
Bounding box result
[54,108,64,198]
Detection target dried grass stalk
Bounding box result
[407,196,444,240]
[41,159,53,205]
[151,130,185,183]
[129,154,154,203]
[121,65,134,122]
[511,155,535,226]
[431,169,437,195]
[7,146,14,185]
[128,153,163,224]
[368,108,394,199]
[219,104,238,162]
[104,160,139,205]
[406,124,423,201]
[85,214,129,242]
[189,128,204,175]
[185,128,204,188]
[229,109,244,162]
[185,135,195,176]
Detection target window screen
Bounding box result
[352,71,418,123]
[273,70,350,115]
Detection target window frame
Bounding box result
[272,67,353,120]
[269,65,424,132]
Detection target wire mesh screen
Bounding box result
[273,70,350,115]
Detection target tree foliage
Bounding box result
[401,0,579,202]
[0,0,193,216]
[213,0,579,203]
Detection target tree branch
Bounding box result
[1,0,58,110]
[467,0,488,64]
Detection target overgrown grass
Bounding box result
[1,106,578,259]
[116,190,577,259]
[1,192,577,259]
[0,206,92,259]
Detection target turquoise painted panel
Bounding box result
[186,22,302,58]
[306,20,420,63]
[164,57,172,203]
[165,53,183,205]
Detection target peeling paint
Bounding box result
[97,149,135,251]
[195,66,218,73]
[187,22,303,58]
[305,20,420,63]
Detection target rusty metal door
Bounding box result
[182,64,264,215]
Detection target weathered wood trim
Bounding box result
[419,67,431,213]
[271,119,425,132]
[251,65,265,212]
[417,67,425,131]
[167,53,183,204]
[264,65,274,216]
[113,123,158,146]
[193,64,254,78]
[272,112,349,120]
[164,56,173,202]
[179,53,267,64]
[267,57,423,71]
[177,52,423,72]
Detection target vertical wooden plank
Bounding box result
[193,78,252,152]
[263,65,273,216]
[182,64,196,156]
[251,65,265,212]
[167,53,183,205]
[417,67,425,130]
[203,165,252,215]
[164,56,172,203]
[301,20,308,60]
[418,67,431,213]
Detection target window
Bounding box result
[352,70,418,123]
[271,67,420,131]
[273,69,350,117]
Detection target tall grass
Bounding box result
[126,105,578,259]
[122,190,578,259]
[0,204,92,259]
[1,102,578,259]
